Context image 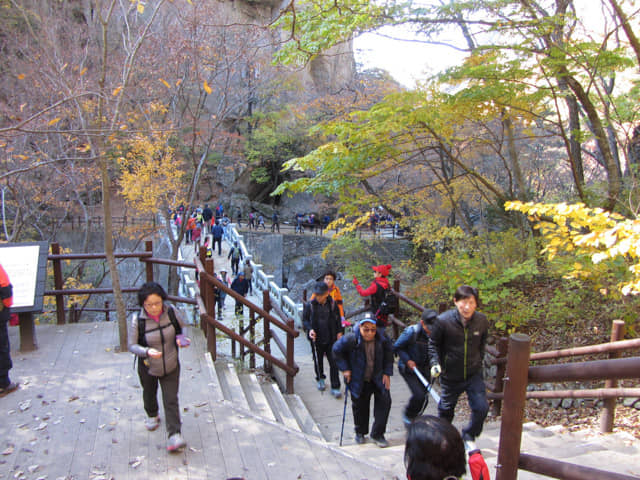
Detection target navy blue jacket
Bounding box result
[332,327,393,399]
[393,323,431,377]
[230,275,249,296]
[211,224,224,239]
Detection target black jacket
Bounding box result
[393,323,431,376]
[302,297,343,345]
[428,308,488,382]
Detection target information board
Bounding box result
[0,242,48,313]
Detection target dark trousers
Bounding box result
[0,311,13,388]
[213,237,222,255]
[137,361,181,437]
[235,298,244,315]
[351,381,391,438]
[231,258,240,275]
[438,372,489,439]
[312,342,340,389]
[399,367,429,420]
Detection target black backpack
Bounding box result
[374,282,398,317]
[137,306,182,348]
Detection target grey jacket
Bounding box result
[128,304,187,377]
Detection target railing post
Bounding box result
[104,301,110,322]
[496,333,531,480]
[286,318,295,394]
[249,310,256,369]
[50,242,66,325]
[145,241,154,282]
[491,336,509,417]
[205,257,217,360]
[234,316,241,360]
[600,319,625,433]
[263,289,272,374]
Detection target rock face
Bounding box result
[203,1,356,215]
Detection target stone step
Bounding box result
[261,382,302,433]
[239,372,277,423]
[204,352,225,403]
[285,393,324,440]
[215,361,250,411]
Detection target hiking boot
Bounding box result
[0,382,19,398]
[371,435,389,448]
[355,433,365,444]
[145,415,160,431]
[316,379,326,391]
[166,433,186,452]
[331,388,341,398]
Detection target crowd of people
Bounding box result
[302,263,490,478]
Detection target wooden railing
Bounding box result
[195,246,300,393]
[495,330,640,480]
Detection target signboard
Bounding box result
[0,242,48,313]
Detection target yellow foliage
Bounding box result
[506,201,640,295]
[117,134,186,215]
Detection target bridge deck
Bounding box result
[3,322,395,479]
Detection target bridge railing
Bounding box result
[495,330,640,480]
[224,223,303,327]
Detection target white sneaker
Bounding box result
[145,416,160,431]
[167,433,186,452]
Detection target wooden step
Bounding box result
[285,393,324,440]
[261,382,302,433]
[204,352,225,403]
[239,372,277,422]
[215,361,250,411]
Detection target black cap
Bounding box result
[313,281,329,295]
[421,308,438,325]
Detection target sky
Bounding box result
[353,27,466,88]
[352,0,604,89]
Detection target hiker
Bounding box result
[216,269,230,315]
[128,282,190,452]
[236,210,242,227]
[311,270,347,327]
[185,214,196,244]
[333,314,393,447]
[271,212,280,232]
[248,212,255,229]
[202,204,213,234]
[352,264,392,331]
[393,308,438,425]
[211,220,224,256]
[228,241,243,275]
[404,415,467,480]
[257,214,266,230]
[0,263,18,398]
[428,285,489,442]
[243,260,254,294]
[303,281,344,397]
[230,272,250,315]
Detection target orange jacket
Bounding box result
[0,264,13,309]
[311,284,345,319]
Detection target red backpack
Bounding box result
[468,449,491,480]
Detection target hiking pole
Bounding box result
[310,338,320,381]
[339,381,350,446]
[413,366,440,404]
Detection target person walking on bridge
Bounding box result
[428,285,489,443]
[311,270,347,328]
[211,220,224,256]
[230,271,250,316]
[333,314,393,447]
[228,241,243,275]
[352,264,392,331]
[303,281,343,397]
[394,308,437,425]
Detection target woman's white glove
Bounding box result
[430,364,442,378]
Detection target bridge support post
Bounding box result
[496,333,530,480]
[263,289,272,374]
[600,319,625,433]
[204,257,216,360]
